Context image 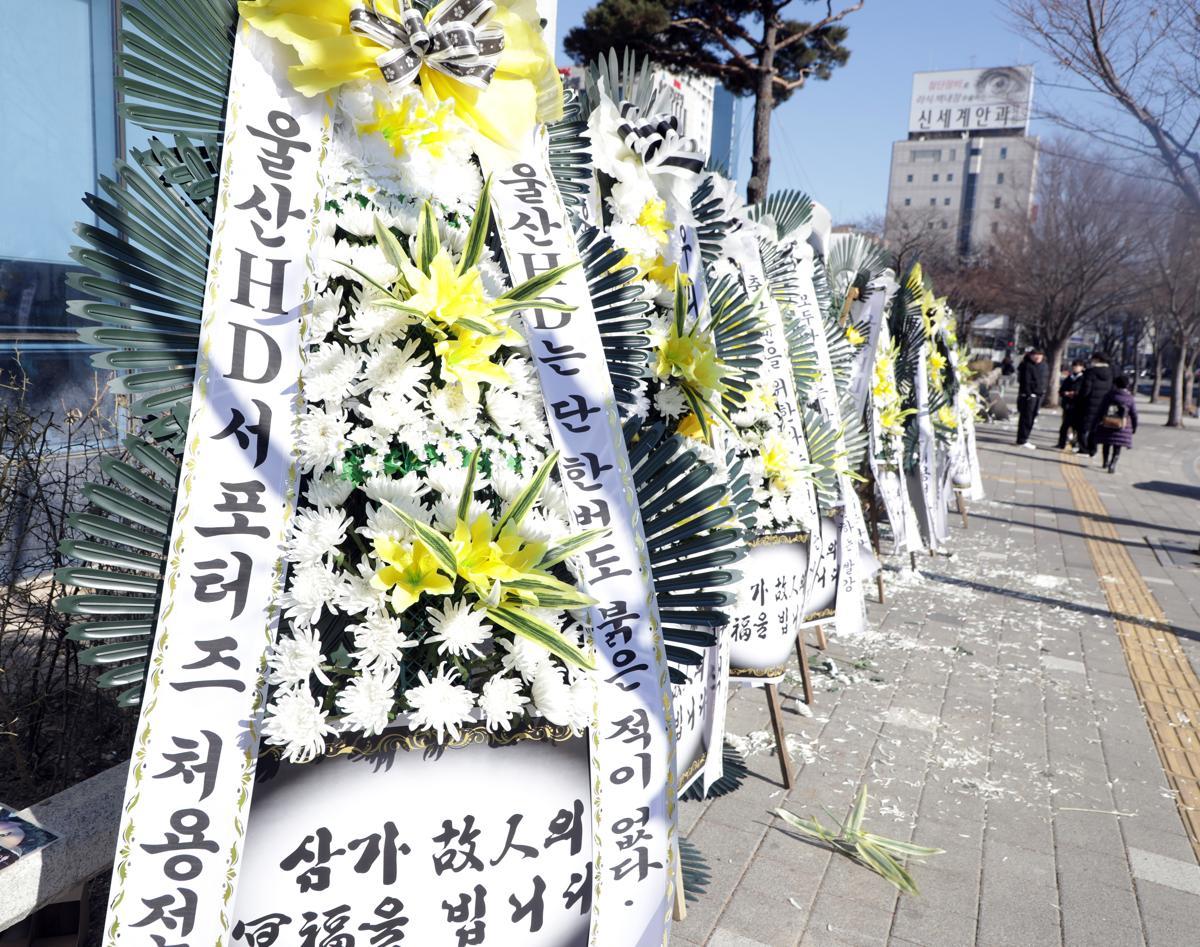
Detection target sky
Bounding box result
[551,0,1096,224]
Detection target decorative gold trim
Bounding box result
[260,721,579,761]
[677,751,707,789]
[803,607,836,622]
[728,664,788,679]
[748,530,809,548]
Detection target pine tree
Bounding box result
[564,0,864,203]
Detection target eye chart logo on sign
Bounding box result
[909,66,1035,134]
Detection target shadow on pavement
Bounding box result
[1134,480,1200,502]
[917,569,1200,642]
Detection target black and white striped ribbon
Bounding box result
[617,101,706,176]
[349,0,505,90]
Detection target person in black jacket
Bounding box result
[1056,359,1086,449]
[1015,348,1047,447]
[1077,352,1114,456]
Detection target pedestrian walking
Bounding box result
[1015,348,1046,448]
[1056,359,1086,449]
[1077,352,1114,456]
[1092,374,1138,473]
[999,351,1015,394]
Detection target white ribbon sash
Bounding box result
[103,25,329,944]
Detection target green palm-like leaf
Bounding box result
[486,606,595,671]
[414,201,439,273]
[459,175,494,273]
[538,527,613,569]
[748,189,814,240]
[380,503,459,577]
[494,451,559,534]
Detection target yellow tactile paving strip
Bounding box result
[1061,457,1200,862]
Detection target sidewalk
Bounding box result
[673,398,1200,946]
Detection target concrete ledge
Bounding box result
[1,763,127,931]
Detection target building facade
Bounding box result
[1,0,120,421]
[885,66,1039,259]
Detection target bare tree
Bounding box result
[990,145,1140,406]
[1141,202,1200,425]
[1008,0,1200,214]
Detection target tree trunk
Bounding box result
[1044,338,1066,408]
[1185,349,1198,419]
[1167,343,1188,426]
[746,21,778,206]
[1150,346,1163,402]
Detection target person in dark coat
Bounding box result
[1055,359,1086,449]
[1015,348,1047,448]
[999,351,1016,394]
[1093,374,1138,472]
[1077,352,1114,456]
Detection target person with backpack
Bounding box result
[1077,351,1114,456]
[1092,374,1138,473]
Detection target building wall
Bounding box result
[885,133,1038,255]
[0,0,119,421]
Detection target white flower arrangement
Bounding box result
[263,87,601,763]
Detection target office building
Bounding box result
[1,1,119,421]
[885,66,1039,258]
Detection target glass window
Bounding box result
[911,148,942,161]
[941,221,948,229]
[947,173,954,182]
[0,0,119,419]
[932,173,940,182]
[1000,146,1009,159]
[994,197,1002,209]
[991,221,999,234]
[997,172,1006,185]
[944,198,951,206]
[929,198,937,206]
[970,146,982,156]
[904,198,911,206]
[906,174,913,183]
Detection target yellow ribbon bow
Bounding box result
[238,0,563,152]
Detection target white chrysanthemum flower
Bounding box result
[427,601,493,658]
[338,560,381,615]
[490,465,524,503]
[567,676,594,732]
[515,509,557,545]
[287,507,350,567]
[531,666,573,726]
[350,610,414,670]
[653,385,688,419]
[431,498,491,532]
[306,293,341,342]
[428,385,477,432]
[296,406,350,473]
[280,563,342,630]
[336,200,378,238]
[479,675,528,731]
[477,256,508,298]
[424,461,473,503]
[405,666,476,742]
[361,452,387,477]
[343,244,399,288]
[499,635,553,683]
[305,469,354,509]
[500,355,539,398]
[358,338,430,403]
[342,295,417,345]
[267,624,332,688]
[363,470,427,510]
[336,667,399,736]
[262,686,337,763]
[302,340,357,405]
[485,387,525,431]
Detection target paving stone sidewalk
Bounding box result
[673,398,1200,946]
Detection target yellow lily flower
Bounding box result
[371,535,455,612]
[676,412,707,440]
[845,324,866,346]
[761,432,804,491]
[656,330,726,397]
[400,250,496,336]
[936,405,959,430]
[435,331,516,403]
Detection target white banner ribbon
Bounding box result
[485,142,676,947]
[103,24,329,944]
